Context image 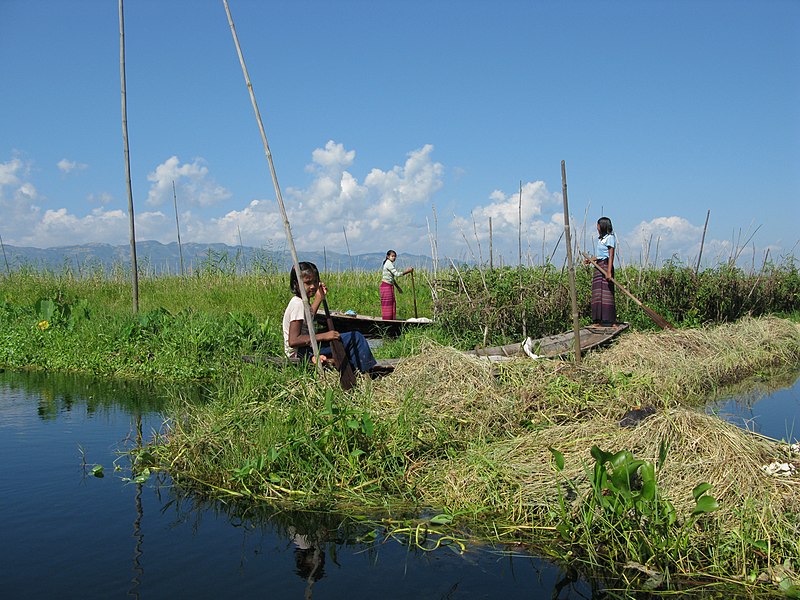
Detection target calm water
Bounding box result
[0,370,593,599]
[1,368,797,599]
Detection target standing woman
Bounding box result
[380,250,414,320]
[586,217,617,327]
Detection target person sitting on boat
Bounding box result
[380,250,414,320]
[283,261,378,373]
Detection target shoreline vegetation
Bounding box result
[1,259,799,596]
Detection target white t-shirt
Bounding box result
[282,295,308,357]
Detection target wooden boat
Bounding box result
[242,354,399,373]
[314,310,433,338]
[468,323,629,361]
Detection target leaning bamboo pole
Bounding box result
[172,181,185,276]
[694,209,710,275]
[561,161,581,364]
[119,0,139,313]
[0,233,10,275]
[223,0,321,367]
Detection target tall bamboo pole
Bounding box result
[119,0,139,313]
[488,216,493,270]
[0,233,10,275]
[561,161,581,364]
[172,181,185,276]
[223,0,321,366]
[343,226,353,271]
[518,181,526,337]
[695,209,710,275]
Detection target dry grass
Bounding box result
[590,316,800,404]
[364,317,800,541]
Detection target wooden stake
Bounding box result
[695,209,710,275]
[172,181,185,276]
[223,0,323,373]
[561,161,582,363]
[119,0,139,313]
[0,233,10,275]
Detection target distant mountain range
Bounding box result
[0,241,436,275]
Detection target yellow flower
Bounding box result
[38,320,50,330]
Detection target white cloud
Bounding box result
[57,159,87,174]
[448,181,564,262]
[146,156,231,208]
[284,142,444,253]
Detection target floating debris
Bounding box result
[761,462,796,477]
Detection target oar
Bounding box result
[410,270,418,318]
[321,295,357,390]
[582,252,674,330]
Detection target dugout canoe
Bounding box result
[314,311,434,338]
[468,323,629,361]
[242,354,400,372]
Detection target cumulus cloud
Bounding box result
[448,181,564,261]
[284,142,444,252]
[146,156,231,208]
[57,159,87,174]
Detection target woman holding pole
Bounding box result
[380,250,413,320]
[584,217,618,328]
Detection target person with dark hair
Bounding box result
[380,250,413,320]
[584,217,618,327]
[282,261,378,373]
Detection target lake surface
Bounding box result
[1,368,797,599]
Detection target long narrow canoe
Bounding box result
[314,310,433,338]
[242,354,400,371]
[468,323,629,361]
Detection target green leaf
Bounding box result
[692,495,720,515]
[692,482,712,501]
[429,513,453,525]
[549,447,565,471]
[361,413,374,437]
[91,464,104,477]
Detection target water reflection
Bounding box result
[708,366,800,441]
[3,368,796,599]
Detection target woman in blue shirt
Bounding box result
[586,217,617,327]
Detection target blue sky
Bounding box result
[1,0,798,268]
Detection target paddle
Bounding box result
[321,294,357,390]
[582,252,674,330]
[410,270,418,318]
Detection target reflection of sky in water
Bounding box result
[0,370,591,600]
[708,371,800,442]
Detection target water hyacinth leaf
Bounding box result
[35,298,56,322]
[322,389,334,416]
[549,447,565,471]
[640,478,656,502]
[693,495,720,515]
[361,413,374,437]
[658,438,669,469]
[692,482,712,501]
[610,450,633,469]
[429,514,453,525]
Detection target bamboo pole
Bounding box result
[488,216,493,270]
[695,209,710,275]
[342,226,353,271]
[223,0,321,368]
[0,233,10,275]
[561,161,581,364]
[119,0,139,313]
[172,181,185,276]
